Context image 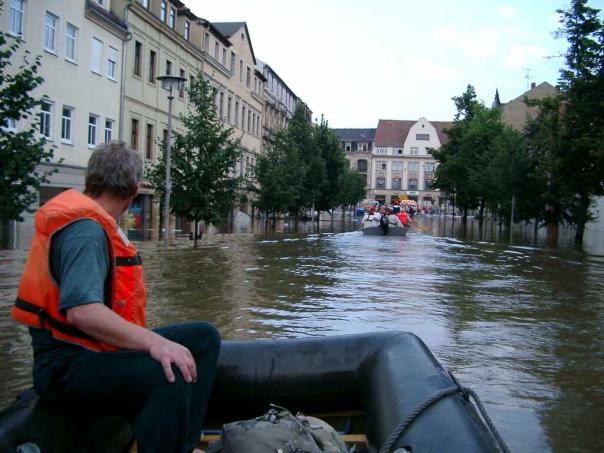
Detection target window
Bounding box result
[160,1,167,22]
[3,117,17,131]
[39,101,52,139]
[246,67,251,87]
[184,21,190,41]
[88,115,98,147]
[9,0,25,36]
[169,7,175,29]
[357,160,368,172]
[141,0,149,8]
[61,106,73,143]
[379,161,387,171]
[408,162,419,171]
[166,59,172,75]
[149,50,156,83]
[131,118,139,150]
[410,146,419,155]
[425,163,435,172]
[214,42,219,59]
[392,161,402,171]
[107,47,118,80]
[44,13,57,53]
[376,177,385,189]
[230,51,236,73]
[241,106,246,130]
[252,113,256,135]
[145,123,154,160]
[222,48,226,65]
[105,119,113,142]
[377,148,386,154]
[219,92,224,118]
[239,60,243,82]
[179,69,185,98]
[408,179,418,190]
[227,97,232,123]
[90,38,103,74]
[247,110,251,132]
[396,149,403,155]
[392,178,401,190]
[133,41,142,76]
[416,133,430,141]
[424,179,434,189]
[235,100,239,126]
[204,33,210,51]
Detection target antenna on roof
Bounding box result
[524,67,533,91]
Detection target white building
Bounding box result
[1,0,128,248]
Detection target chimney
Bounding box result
[531,82,536,89]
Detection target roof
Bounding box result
[503,81,556,105]
[331,128,376,142]
[213,22,257,64]
[375,119,453,146]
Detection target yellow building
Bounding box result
[1,0,127,248]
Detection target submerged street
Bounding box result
[1,218,603,452]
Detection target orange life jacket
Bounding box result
[11,189,146,352]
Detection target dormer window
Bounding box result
[160,1,167,22]
[184,21,190,40]
[168,7,175,28]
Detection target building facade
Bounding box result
[331,128,375,196]
[334,118,451,207]
[1,0,128,248]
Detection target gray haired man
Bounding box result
[13,142,220,453]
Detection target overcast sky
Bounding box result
[189,0,604,128]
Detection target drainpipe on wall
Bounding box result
[119,0,134,141]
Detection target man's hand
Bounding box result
[148,337,197,384]
[66,303,197,383]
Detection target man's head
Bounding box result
[85,141,143,215]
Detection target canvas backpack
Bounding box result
[207,405,350,453]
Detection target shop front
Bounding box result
[127,193,153,241]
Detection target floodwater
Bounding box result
[1,216,603,452]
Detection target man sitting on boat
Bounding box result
[397,210,410,226]
[11,142,220,453]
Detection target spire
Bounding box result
[492,88,501,108]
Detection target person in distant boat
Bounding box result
[387,209,403,227]
[379,207,390,234]
[363,208,376,227]
[397,210,410,226]
[11,141,219,453]
[372,207,383,226]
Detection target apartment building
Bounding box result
[1,0,127,248]
[331,128,375,197]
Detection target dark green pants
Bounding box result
[33,322,220,453]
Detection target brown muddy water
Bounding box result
[1,217,603,452]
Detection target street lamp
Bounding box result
[156,74,186,246]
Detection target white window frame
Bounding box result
[61,106,74,144]
[408,162,419,171]
[105,119,114,142]
[91,37,103,75]
[65,23,78,63]
[107,46,118,81]
[39,101,53,139]
[88,114,98,148]
[44,12,58,54]
[392,161,403,171]
[141,0,150,8]
[410,147,419,155]
[3,117,18,132]
[9,0,25,37]
[424,162,435,172]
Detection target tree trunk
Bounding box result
[193,219,199,248]
[478,199,485,231]
[574,193,590,244]
[272,211,276,229]
[462,207,468,224]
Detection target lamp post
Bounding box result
[156,75,186,247]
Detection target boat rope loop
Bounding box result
[379,371,511,453]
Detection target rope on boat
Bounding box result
[379,371,511,453]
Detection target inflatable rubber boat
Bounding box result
[0,332,505,452]
[362,225,409,236]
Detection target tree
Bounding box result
[337,166,366,213]
[555,0,604,242]
[0,31,57,247]
[147,72,242,247]
[314,116,348,216]
[254,128,304,223]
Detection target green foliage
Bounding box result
[254,128,304,215]
[314,116,348,212]
[338,167,367,207]
[0,32,56,223]
[147,73,243,228]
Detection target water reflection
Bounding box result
[1,217,603,452]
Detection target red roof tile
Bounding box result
[375,119,453,147]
